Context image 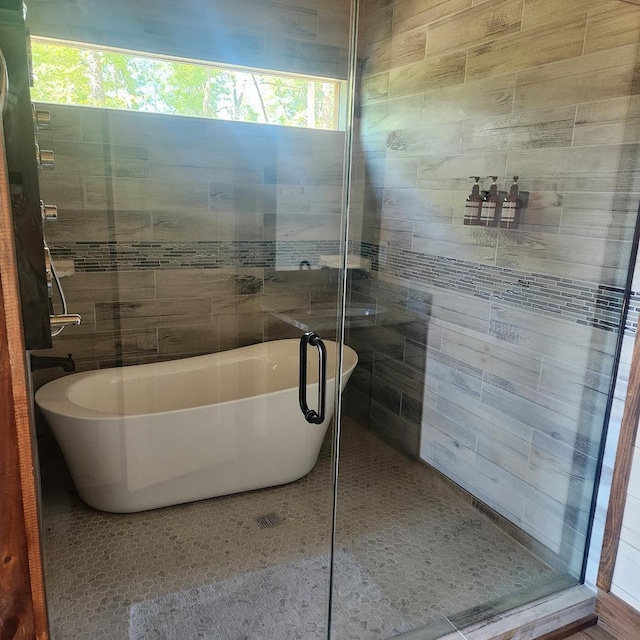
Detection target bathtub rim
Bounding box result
[35,339,358,422]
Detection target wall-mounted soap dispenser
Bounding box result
[499,176,521,229]
[464,176,482,226]
[480,176,500,226]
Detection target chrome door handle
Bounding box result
[299,331,327,425]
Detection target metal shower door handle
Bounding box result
[299,331,327,425]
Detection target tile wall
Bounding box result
[26,0,350,80]
[345,0,640,572]
[35,103,347,369]
[29,0,352,371]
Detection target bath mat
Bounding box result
[128,551,413,639]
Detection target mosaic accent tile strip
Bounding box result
[49,240,342,272]
[50,238,636,333]
[626,293,640,335]
[354,241,631,334]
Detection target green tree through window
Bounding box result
[30,39,341,130]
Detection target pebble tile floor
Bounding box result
[41,417,560,639]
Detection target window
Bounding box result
[30,38,343,130]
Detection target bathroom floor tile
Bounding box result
[40,417,559,639]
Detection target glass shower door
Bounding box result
[27,0,357,638]
[334,0,640,638]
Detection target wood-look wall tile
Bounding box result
[84,176,210,214]
[461,107,575,153]
[421,73,515,125]
[382,188,457,223]
[78,144,150,179]
[461,453,527,524]
[151,211,218,241]
[218,316,265,349]
[81,109,209,149]
[379,303,433,343]
[539,357,610,418]
[265,213,342,241]
[264,38,348,79]
[344,386,373,425]
[96,298,212,331]
[400,389,435,426]
[363,0,394,11]
[424,345,484,397]
[37,103,82,143]
[521,0,604,30]
[423,404,479,449]
[46,209,153,243]
[350,325,406,362]
[393,0,472,35]
[465,19,586,81]
[426,0,523,56]
[441,326,542,390]
[426,288,492,332]
[295,0,352,14]
[45,329,158,361]
[523,498,581,555]
[505,145,639,192]
[560,191,639,241]
[412,222,498,264]
[424,424,477,476]
[27,1,148,49]
[371,400,421,457]
[28,0,350,81]
[480,375,582,454]
[374,355,426,398]
[369,219,413,249]
[496,230,630,286]
[437,380,534,447]
[156,269,261,298]
[514,45,637,112]
[475,439,571,509]
[417,151,508,189]
[361,5,394,44]
[372,374,403,414]
[388,51,466,98]
[584,3,640,55]
[488,305,617,370]
[349,364,373,397]
[364,27,427,75]
[360,73,390,104]
[382,157,419,187]
[574,96,640,146]
[212,294,264,319]
[361,95,424,134]
[387,121,462,156]
[158,325,221,356]
[62,271,156,303]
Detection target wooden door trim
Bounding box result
[597,325,640,592]
[0,124,48,636]
[596,590,640,640]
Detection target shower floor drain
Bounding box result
[254,513,283,529]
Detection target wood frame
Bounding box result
[595,590,640,640]
[597,326,640,591]
[0,124,48,636]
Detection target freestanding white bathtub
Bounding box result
[35,339,358,513]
